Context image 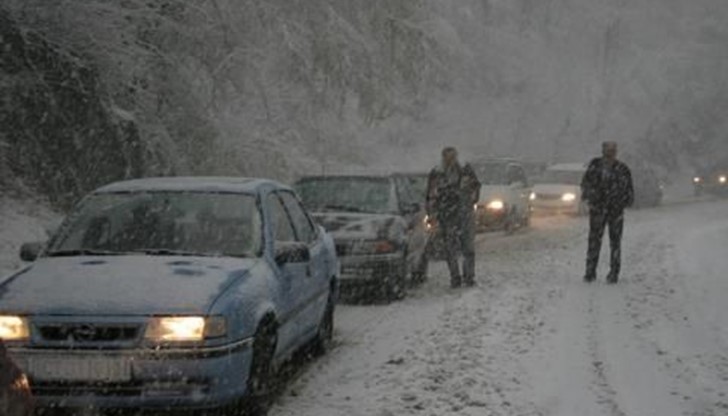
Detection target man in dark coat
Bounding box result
[424,147,481,288]
[581,141,634,284]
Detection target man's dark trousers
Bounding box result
[441,210,476,286]
[586,206,624,280]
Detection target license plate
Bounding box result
[26,355,132,382]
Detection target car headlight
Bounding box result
[720,176,727,184]
[144,316,226,342]
[11,374,30,392]
[562,193,577,202]
[529,192,536,201]
[693,176,702,184]
[0,316,30,341]
[487,200,505,210]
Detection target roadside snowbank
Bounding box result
[0,198,59,277]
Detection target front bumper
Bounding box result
[474,208,507,230]
[531,199,580,215]
[9,338,253,410]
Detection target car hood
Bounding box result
[0,256,258,316]
[312,212,403,241]
[478,185,510,202]
[533,184,581,195]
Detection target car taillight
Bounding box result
[373,240,397,254]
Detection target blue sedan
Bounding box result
[0,177,339,412]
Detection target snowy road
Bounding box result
[271,199,728,416]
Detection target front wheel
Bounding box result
[244,322,277,415]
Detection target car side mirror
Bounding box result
[275,242,311,265]
[20,242,44,262]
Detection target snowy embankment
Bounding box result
[0,198,58,277]
[272,199,728,416]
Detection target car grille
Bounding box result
[535,193,562,201]
[336,244,351,256]
[31,381,145,397]
[37,324,141,343]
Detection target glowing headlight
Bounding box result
[529,192,536,201]
[562,193,577,202]
[11,374,30,392]
[720,176,727,184]
[0,316,30,341]
[145,316,226,342]
[693,177,702,184]
[487,200,505,210]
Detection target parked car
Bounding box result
[295,175,427,302]
[531,163,588,216]
[0,340,33,416]
[2,177,339,413]
[471,159,532,233]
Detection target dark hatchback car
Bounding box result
[295,175,428,302]
[0,340,33,416]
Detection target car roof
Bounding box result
[296,175,393,182]
[471,157,522,164]
[95,177,288,194]
[547,163,588,172]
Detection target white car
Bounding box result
[471,159,532,233]
[531,163,588,215]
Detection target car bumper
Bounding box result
[474,208,507,230]
[338,253,403,288]
[531,200,580,215]
[9,338,253,410]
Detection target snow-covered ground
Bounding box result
[271,198,728,416]
[1,196,726,416]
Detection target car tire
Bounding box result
[385,261,407,302]
[504,210,517,235]
[311,295,335,357]
[244,321,278,415]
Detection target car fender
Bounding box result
[208,261,279,341]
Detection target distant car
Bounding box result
[0,340,33,416]
[531,163,588,216]
[295,175,427,302]
[471,159,532,233]
[2,177,338,413]
[693,164,728,197]
[631,165,663,208]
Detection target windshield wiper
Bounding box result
[132,249,211,257]
[47,249,128,257]
[320,204,365,213]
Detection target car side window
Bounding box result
[279,192,317,244]
[267,194,296,244]
[507,165,528,186]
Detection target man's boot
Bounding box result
[451,276,462,289]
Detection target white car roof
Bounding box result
[547,163,587,172]
[95,177,286,194]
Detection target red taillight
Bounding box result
[373,240,397,254]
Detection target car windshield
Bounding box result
[474,163,508,185]
[48,192,262,258]
[395,175,428,201]
[296,178,394,214]
[538,170,584,185]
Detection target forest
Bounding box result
[2,0,727,207]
